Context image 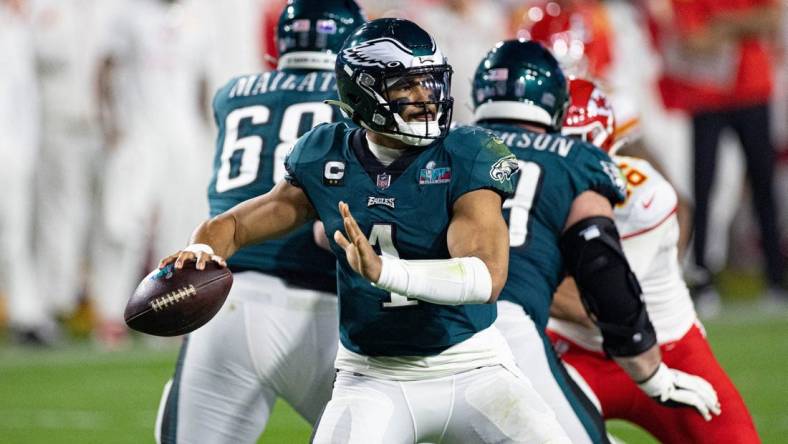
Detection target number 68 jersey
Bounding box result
[479,123,627,330]
[285,122,516,357]
[207,70,343,289]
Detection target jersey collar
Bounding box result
[350,129,427,185]
[277,52,336,71]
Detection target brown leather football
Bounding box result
[124,262,233,337]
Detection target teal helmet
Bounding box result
[276,0,366,70]
[472,39,569,132]
[333,18,453,146]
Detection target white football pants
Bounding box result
[0,135,43,329]
[91,125,210,322]
[312,364,570,444]
[155,271,339,444]
[0,15,45,329]
[35,116,99,315]
[495,301,608,444]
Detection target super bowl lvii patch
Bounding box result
[419,161,451,185]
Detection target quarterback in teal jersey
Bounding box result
[154,2,365,444]
[471,40,721,443]
[162,18,573,444]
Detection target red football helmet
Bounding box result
[260,0,288,70]
[516,1,612,78]
[562,78,616,152]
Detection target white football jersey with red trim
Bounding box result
[548,156,696,350]
[613,155,677,238]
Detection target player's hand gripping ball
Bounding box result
[124,262,233,336]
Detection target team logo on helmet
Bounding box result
[342,37,439,69]
[489,155,520,182]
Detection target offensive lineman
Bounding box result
[161,18,573,444]
[154,1,365,443]
[547,78,759,443]
[471,40,721,443]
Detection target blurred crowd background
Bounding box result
[0,0,786,350]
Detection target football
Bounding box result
[124,262,233,337]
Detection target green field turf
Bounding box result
[0,305,786,443]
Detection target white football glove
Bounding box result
[638,363,722,421]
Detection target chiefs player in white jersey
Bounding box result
[547,78,759,443]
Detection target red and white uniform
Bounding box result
[547,156,760,443]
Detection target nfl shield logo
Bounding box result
[376,172,391,190]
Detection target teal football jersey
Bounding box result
[477,123,626,330]
[208,70,343,291]
[285,123,516,356]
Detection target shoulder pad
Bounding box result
[563,139,627,204]
[569,138,611,162]
[287,121,351,165]
[443,125,512,160]
[212,73,263,111]
[613,156,678,237]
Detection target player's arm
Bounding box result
[707,0,781,39]
[159,180,316,270]
[334,188,507,305]
[562,190,721,420]
[549,277,595,329]
[678,0,780,54]
[446,189,509,301]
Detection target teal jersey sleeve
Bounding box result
[211,78,232,128]
[284,121,348,188]
[445,126,517,204]
[566,142,627,206]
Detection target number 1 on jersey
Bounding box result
[503,161,542,248]
[368,224,418,308]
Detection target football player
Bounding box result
[0,0,51,344]
[471,40,721,443]
[30,0,106,334]
[93,0,213,348]
[546,78,760,443]
[161,18,574,444]
[153,1,365,443]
